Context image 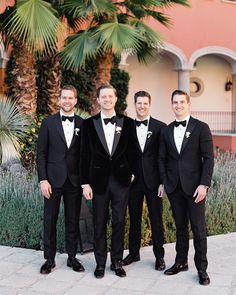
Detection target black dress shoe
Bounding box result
[40,260,56,274]
[122,253,140,266]
[111,260,126,277]
[67,257,85,272]
[94,266,105,279]
[198,270,210,285]
[164,263,188,275]
[155,258,166,271]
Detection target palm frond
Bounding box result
[0,95,29,165]
[6,0,65,54]
[95,22,143,53]
[59,29,100,71]
[61,0,116,19]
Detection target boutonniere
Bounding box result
[185,131,191,138]
[74,128,80,136]
[147,131,152,138]
[115,126,122,134]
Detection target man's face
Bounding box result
[135,96,150,120]
[97,88,117,112]
[58,89,77,115]
[172,94,190,119]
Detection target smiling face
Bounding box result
[135,96,150,120]
[172,93,190,120]
[97,87,117,114]
[58,89,77,115]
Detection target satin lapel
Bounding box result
[134,123,142,153]
[69,116,79,148]
[93,114,110,155]
[111,116,124,156]
[180,116,197,154]
[168,122,179,154]
[143,117,153,152]
[54,112,67,147]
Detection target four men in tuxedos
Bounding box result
[36,85,85,274]
[80,84,137,278]
[159,90,214,285]
[122,91,166,271]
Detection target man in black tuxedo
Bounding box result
[159,90,214,285]
[80,84,137,279]
[36,85,84,274]
[122,91,166,271]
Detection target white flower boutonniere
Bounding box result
[147,131,152,138]
[185,131,191,138]
[74,128,80,136]
[115,126,122,134]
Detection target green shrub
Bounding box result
[0,171,65,252]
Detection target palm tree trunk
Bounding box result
[12,40,37,117]
[90,50,113,115]
[41,54,61,115]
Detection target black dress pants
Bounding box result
[168,181,208,271]
[128,180,165,259]
[43,178,82,261]
[92,174,129,267]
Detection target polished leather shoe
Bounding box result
[40,260,55,274]
[198,270,210,285]
[155,258,166,271]
[164,263,188,275]
[94,266,105,279]
[111,260,126,277]
[67,257,85,272]
[122,253,140,266]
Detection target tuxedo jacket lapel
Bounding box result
[168,122,179,154]
[93,113,110,155]
[54,112,67,147]
[143,117,153,152]
[111,115,124,156]
[69,116,80,148]
[180,116,197,154]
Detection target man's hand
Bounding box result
[158,184,165,198]
[193,185,208,203]
[40,180,52,199]
[83,184,93,200]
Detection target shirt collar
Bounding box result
[101,112,116,120]
[176,114,190,123]
[136,115,150,122]
[60,110,75,117]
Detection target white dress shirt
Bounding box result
[101,112,116,154]
[136,115,150,152]
[60,110,75,148]
[174,115,190,153]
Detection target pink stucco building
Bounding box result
[123,0,236,151]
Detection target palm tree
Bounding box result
[0,95,29,165]
[1,0,64,116]
[59,0,190,114]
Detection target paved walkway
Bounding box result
[0,232,235,295]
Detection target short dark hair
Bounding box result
[60,85,77,98]
[97,83,117,97]
[134,91,151,103]
[171,90,190,103]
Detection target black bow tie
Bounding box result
[62,115,74,122]
[135,119,148,127]
[103,116,117,125]
[174,120,186,127]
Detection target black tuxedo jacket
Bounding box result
[80,113,138,193]
[36,112,83,188]
[159,116,214,195]
[132,117,166,191]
